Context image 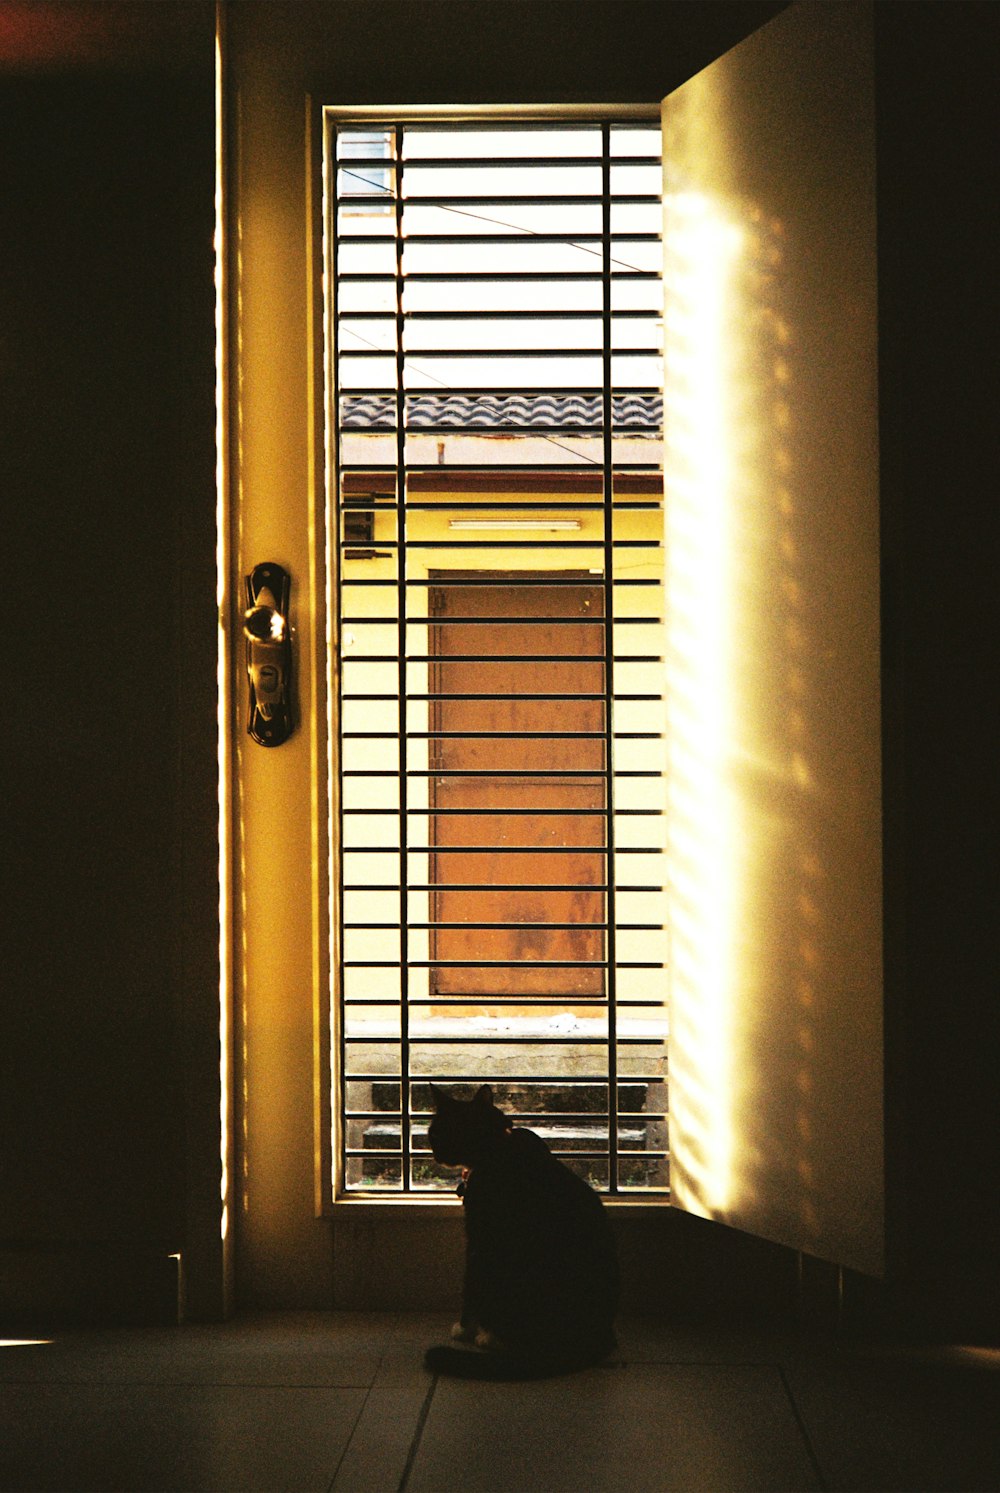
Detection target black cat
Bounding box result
[424,1083,620,1379]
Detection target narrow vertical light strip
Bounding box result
[214,5,232,1246]
[663,192,742,1217]
[328,110,349,1200]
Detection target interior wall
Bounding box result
[1,6,221,1321]
[874,0,1000,1339]
[3,0,998,1337]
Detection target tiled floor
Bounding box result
[1,1313,999,1492]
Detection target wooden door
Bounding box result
[429,576,606,998]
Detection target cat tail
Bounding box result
[424,1334,617,1381]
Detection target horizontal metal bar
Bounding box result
[342,769,610,778]
[339,499,664,512]
[344,345,657,358]
[338,463,662,474]
[346,960,610,969]
[415,769,659,777]
[342,500,600,510]
[344,808,661,817]
[336,154,661,169]
[340,541,658,551]
[339,428,662,442]
[339,618,662,626]
[345,844,661,854]
[342,692,606,700]
[343,884,609,892]
[405,541,661,551]
[342,234,662,249]
[342,693,660,703]
[342,729,658,739]
[344,653,665,659]
[337,271,660,283]
[346,844,609,853]
[342,383,660,395]
[340,576,662,588]
[346,963,664,972]
[344,1153,670,1164]
[345,884,664,893]
[342,569,613,578]
[345,806,605,815]
[345,921,666,932]
[347,1037,664,1048]
[342,1074,645,1086]
[346,922,660,931]
[339,192,661,206]
[339,308,660,321]
[344,1112,629,1122]
[345,921,610,930]
[339,582,655,591]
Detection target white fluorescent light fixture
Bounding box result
[448,519,582,531]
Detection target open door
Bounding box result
[661,2,883,1276]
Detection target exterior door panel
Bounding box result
[429,578,605,997]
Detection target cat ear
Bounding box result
[429,1082,450,1110]
[473,1083,494,1107]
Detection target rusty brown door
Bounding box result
[429,576,606,998]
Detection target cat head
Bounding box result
[427,1083,512,1167]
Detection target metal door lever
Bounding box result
[244,562,293,746]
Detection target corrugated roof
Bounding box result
[341,393,663,429]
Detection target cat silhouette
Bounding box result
[424,1083,620,1379]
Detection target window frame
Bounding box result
[320,103,669,1211]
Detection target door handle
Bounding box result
[244,561,293,746]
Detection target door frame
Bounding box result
[223,4,882,1312]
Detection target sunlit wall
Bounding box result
[663,2,883,1275]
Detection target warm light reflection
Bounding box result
[215,10,232,1245]
[0,1339,51,1348]
[664,191,743,1217]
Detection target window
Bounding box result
[328,117,668,1196]
[337,129,394,215]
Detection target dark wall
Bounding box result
[1,7,217,1318]
[875,1,1000,1338]
[2,0,998,1335]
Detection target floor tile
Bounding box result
[847,1355,1000,1493]
[0,1382,366,1493]
[331,1325,438,1492]
[0,1313,390,1388]
[409,1362,823,1493]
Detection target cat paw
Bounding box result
[451,1322,476,1342]
[474,1329,501,1351]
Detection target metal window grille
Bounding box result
[329,118,668,1196]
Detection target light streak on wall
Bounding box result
[663,191,744,1217]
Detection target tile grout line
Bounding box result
[776,1363,830,1493]
[0,1378,375,1391]
[396,1373,438,1493]
[326,1359,383,1493]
